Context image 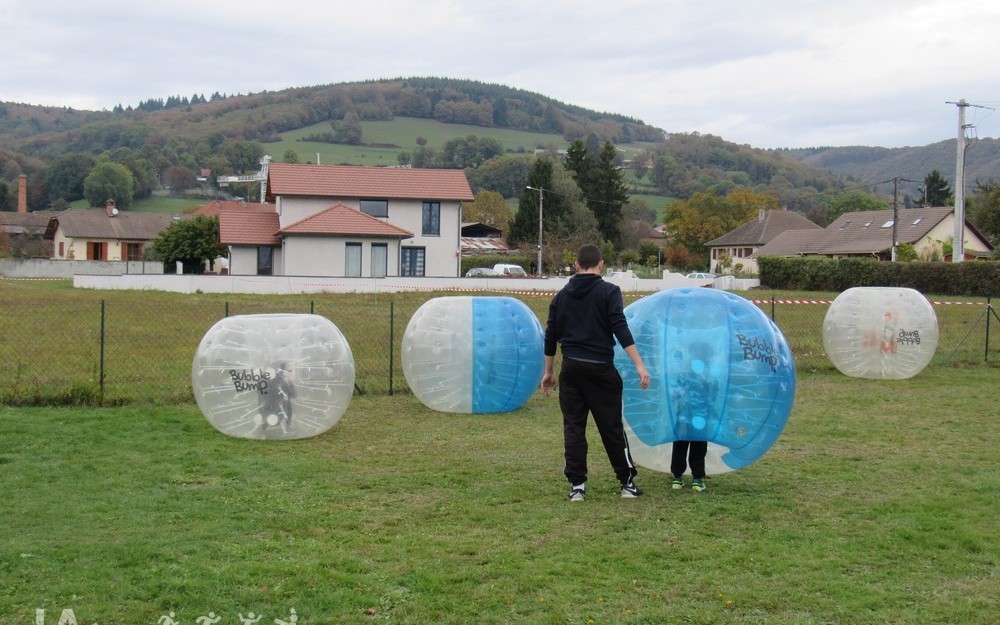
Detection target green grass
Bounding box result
[268,117,570,167]
[2,367,998,624]
[69,191,207,213]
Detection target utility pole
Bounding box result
[946,99,992,261]
[888,177,919,261]
[526,186,545,275]
[949,99,969,263]
[892,177,900,261]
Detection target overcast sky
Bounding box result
[2,0,998,149]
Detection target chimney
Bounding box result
[106,199,119,217]
[17,174,27,213]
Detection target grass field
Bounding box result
[2,365,998,625]
[2,279,999,406]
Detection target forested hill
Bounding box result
[1,75,978,225]
[0,77,665,152]
[777,138,1000,197]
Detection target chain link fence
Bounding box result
[2,280,998,405]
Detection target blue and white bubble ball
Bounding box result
[823,287,939,380]
[615,288,796,475]
[192,314,356,440]
[402,296,544,413]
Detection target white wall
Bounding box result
[281,237,400,277]
[275,196,461,277]
[0,258,163,278]
[71,273,756,294]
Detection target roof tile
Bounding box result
[281,203,413,238]
[219,211,281,245]
[267,163,475,202]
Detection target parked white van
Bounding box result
[493,263,528,277]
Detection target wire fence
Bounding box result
[2,282,998,405]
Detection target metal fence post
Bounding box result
[100,299,106,402]
[225,301,229,317]
[771,295,776,321]
[986,295,992,363]
[389,300,395,395]
[310,300,315,314]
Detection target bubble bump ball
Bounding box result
[614,288,795,474]
[823,287,939,380]
[402,296,544,413]
[192,314,355,440]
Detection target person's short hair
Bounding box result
[577,244,602,270]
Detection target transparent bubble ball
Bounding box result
[192,314,355,439]
[614,288,796,475]
[402,296,544,413]
[823,287,939,380]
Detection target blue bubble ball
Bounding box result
[614,288,795,474]
[403,296,544,413]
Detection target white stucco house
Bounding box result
[215,163,475,277]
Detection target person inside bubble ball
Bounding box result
[256,361,296,435]
[670,341,717,493]
[541,244,651,502]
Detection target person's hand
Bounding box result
[540,372,556,396]
[636,364,651,390]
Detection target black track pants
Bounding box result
[559,357,637,486]
[670,440,708,479]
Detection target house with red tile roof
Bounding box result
[214,163,474,277]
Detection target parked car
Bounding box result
[493,263,528,277]
[465,267,499,277]
[605,270,639,280]
[685,272,717,280]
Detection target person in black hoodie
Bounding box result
[541,244,650,501]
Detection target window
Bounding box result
[59,242,64,257]
[422,201,440,236]
[257,246,273,275]
[360,199,388,218]
[912,218,923,225]
[123,242,143,261]
[345,243,362,277]
[371,243,387,278]
[881,220,894,228]
[401,247,426,277]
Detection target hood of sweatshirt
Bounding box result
[564,273,603,299]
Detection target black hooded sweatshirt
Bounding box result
[544,273,637,364]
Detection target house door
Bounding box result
[87,242,107,260]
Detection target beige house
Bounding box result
[754,207,993,262]
[215,163,474,277]
[705,209,823,274]
[44,203,176,261]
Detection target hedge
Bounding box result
[758,256,1000,296]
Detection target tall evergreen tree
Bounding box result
[563,139,629,245]
[563,139,593,181]
[589,142,629,245]
[509,157,570,249]
[918,170,953,207]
